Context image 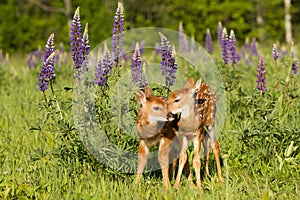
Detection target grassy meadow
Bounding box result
[0,38,299,200]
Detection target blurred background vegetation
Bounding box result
[0,0,299,53]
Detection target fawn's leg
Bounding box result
[193,134,204,189]
[212,140,224,183]
[203,134,212,179]
[134,140,149,184]
[174,135,188,190]
[158,137,170,188]
[208,125,224,183]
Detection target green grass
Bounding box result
[0,48,299,200]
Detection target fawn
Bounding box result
[167,77,224,189]
[134,87,189,188]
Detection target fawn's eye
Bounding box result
[174,99,181,103]
[153,106,160,111]
[197,99,206,104]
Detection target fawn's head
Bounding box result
[167,77,202,115]
[135,87,168,123]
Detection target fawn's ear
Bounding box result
[135,90,147,106]
[184,77,195,88]
[144,86,154,97]
[192,78,202,94]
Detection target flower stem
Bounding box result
[50,82,63,120]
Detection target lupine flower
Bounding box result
[44,33,55,63]
[131,42,142,85]
[205,28,213,54]
[159,32,170,77]
[292,58,299,75]
[221,28,229,64]
[82,23,90,72]
[70,7,84,79]
[281,47,288,57]
[139,40,145,55]
[159,32,177,87]
[272,43,280,60]
[27,53,36,69]
[290,41,295,58]
[35,46,43,63]
[112,2,124,66]
[217,21,223,47]
[38,50,58,91]
[139,63,148,89]
[37,33,56,90]
[166,45,178,87]
[244,37,250,51]
[228,30,239,67]
[251,38,259,57]
[256,55,266,92]
[95,43,113,87]
[178,22,188,54]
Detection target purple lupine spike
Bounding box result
[217,21,223,47]
[35,46,43,63]
[102,43,113,75]
[112,2,125,66]
[256,55,266,92]
[166,45,178,87]
[178,22,188,54]
[290,41,295,58]
[159,32,170,77]
[82,23,90,72]
[44,33,55,63]
[205,28,213,54]
[139,40,145,55]
[70,7,84,79]
[28,53,36,69]
[131,42,142,85]
[139,63,148,89]
[221,28,229,64]
[95,47,104,86]
[251,38,259,57]
[159,32,178,87]
[38,50,58,91]
[95,43,113,86]
[228,30,239,67]
[292,58,299,75]
[244,37,250,51]
[272,43,280,60]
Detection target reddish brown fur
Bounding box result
[134,87,190,188]
[167,77,224,189]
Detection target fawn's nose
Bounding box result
[167,112,175,121]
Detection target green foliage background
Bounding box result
[0,0,300,53]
